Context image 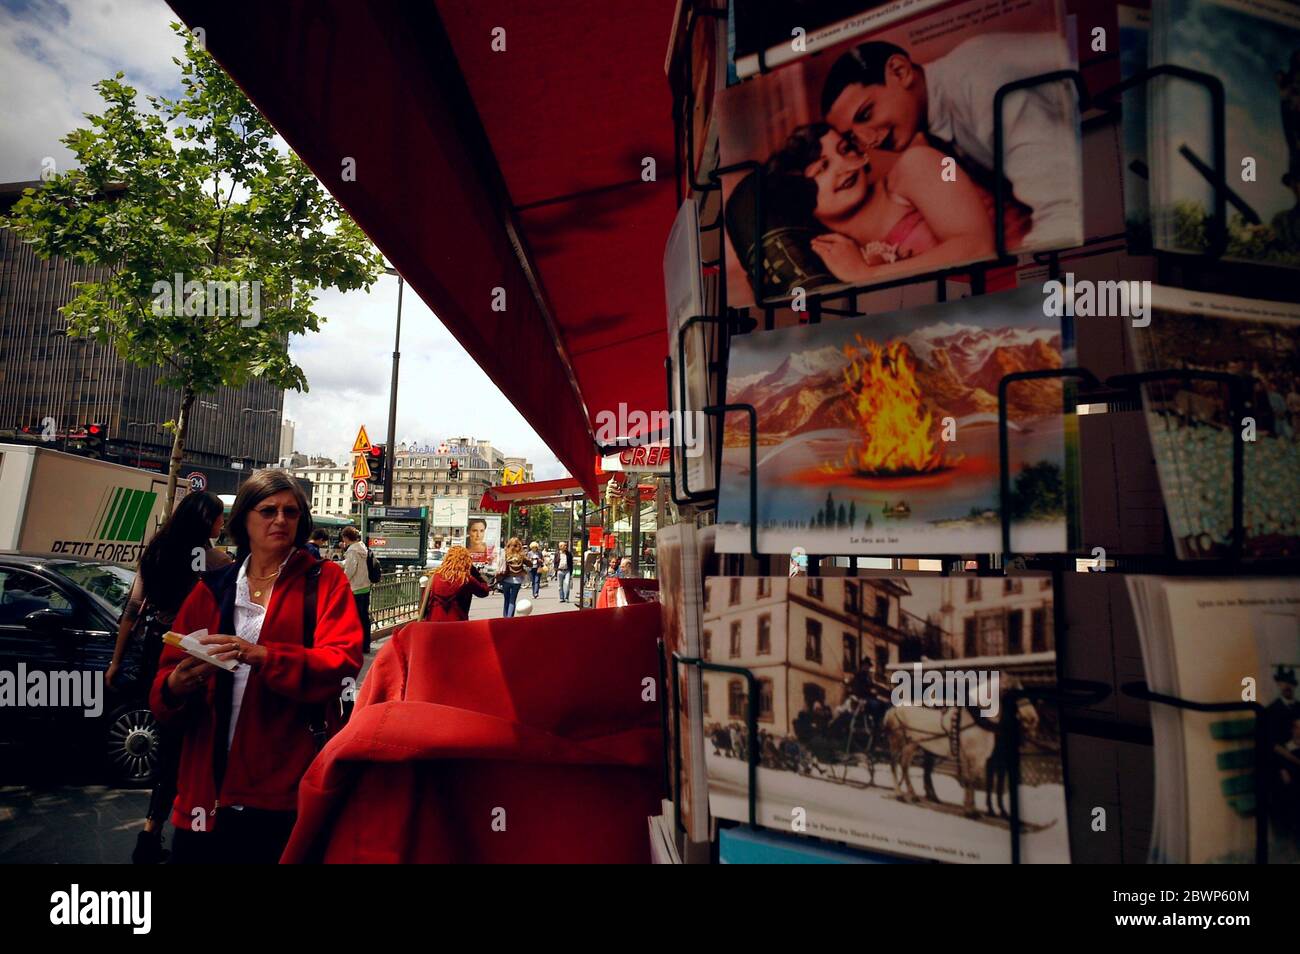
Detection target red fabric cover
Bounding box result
[421,574,490,623]
[281,602,664,863]
[151,551,364,826]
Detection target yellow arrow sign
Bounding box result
[351,425,372,455]
[352,454,372,480]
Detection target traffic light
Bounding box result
[519,506,528,519]
[449,459,459,480]
[79,423,107,458]
[368,444,386,487]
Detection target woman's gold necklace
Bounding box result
[248,567,280,599]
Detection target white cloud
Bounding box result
[286,279,566,479]
[0,0,185,182]
[1,0,566,481]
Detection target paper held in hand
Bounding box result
[163,628,239,672]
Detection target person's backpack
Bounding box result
[365,548,382,584]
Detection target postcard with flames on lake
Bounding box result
[716,287,1072,555]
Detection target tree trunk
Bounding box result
[165,387,196,514]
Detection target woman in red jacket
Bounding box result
[151,470,363,864]
[418,546,490,622]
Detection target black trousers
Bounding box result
[171,808,297,864]
[354,591,371,654]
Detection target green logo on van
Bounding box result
[90,487,158,542]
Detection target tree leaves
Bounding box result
[4,21,383,507]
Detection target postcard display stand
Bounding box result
[660,1,1300,864]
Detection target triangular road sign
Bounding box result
[351,425,373,455]
[352,454,372,480]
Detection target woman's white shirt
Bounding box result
[229,552,292,750]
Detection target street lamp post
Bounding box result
[126,421,160,469]
[383,266,403,507]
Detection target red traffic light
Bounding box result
[369,445,382,457]
[88,424,101,435]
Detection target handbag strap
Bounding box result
[302,559,329,749]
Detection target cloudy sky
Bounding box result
[0,0,566,476]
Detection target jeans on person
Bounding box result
[529,568,541,598]
[558,569,571,602]
[501,578,522,618]
[353,591,371,654]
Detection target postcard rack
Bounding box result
[1121,682,1271,864]
[662,643,1111,863]
[661,17,1300,864]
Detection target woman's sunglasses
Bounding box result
[253,505,301,521]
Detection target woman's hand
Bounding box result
[201,633,268,668]
[810,233,871,283]
[106,660,121,690]
[166,655,217,696]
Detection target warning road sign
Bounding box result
[351,425,373,455]
[352,454,372,480]
[354,478,369,501]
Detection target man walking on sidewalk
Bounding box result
[341,526,372,653]
[553,541,573,603]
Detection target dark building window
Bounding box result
[1008,609,1024,654]
[1031,608,1049,652]
[964,618,978,657]
[876,645,889,674]
[703,629,712,660]
[757,578,770,598]
[702,681,710,716]
[874,595,890,624]
[966,578,981,600]
[758,679,774,722]
[729,579,741,605]
[843,633,857,672]
[730,621,741,658]
[1004,578,1023,595]
[845,583,859,613]
[805,618,822,663]
[728,679,745,718]
[757,615,771,654]
[807,578,823,600]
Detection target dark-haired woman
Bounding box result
[151,470,363,864]
[108,490,231,864]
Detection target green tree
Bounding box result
[507,504,552,548]
[1010,460,1065,520]
[5,24,382,509]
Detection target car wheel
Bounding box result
[104,702,159,786]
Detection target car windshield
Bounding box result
[48,562,136,616]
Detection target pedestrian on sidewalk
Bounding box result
[553,541,573,603]
[108,490,232,864]
[418,546,490,622]
[341,526,373,654]
[306,528,329,559]
[527,541,544,598]
[497,537,528,618]
[151,470,363,864]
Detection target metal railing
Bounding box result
[368,567,424,631]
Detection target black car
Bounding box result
[0,553,158,785]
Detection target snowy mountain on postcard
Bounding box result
[715,287,1070,555]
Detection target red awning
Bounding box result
[165,1,678,499]
[479,478,588,512]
